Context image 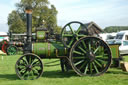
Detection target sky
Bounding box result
[0,0,128,32]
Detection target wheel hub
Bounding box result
[26,65,32,71]
[73,34,78,37]
[88,51,95,62]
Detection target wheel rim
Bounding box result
[15,53,43,80]
[70,37,112,76]
[7,45,17,55]
[61,21,88,48]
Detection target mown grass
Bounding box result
[0,54,128,85]
[123,56,128,61]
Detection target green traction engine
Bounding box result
[15,8,112,80]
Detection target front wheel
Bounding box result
[15,53,43,80]
[69,37,112,76]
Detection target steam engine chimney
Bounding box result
[24,7,32,53]
[25,7,32,43]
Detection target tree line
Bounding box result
[8,0,61,34]
[104,26,128,33]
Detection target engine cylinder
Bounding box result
[32,42,67,58]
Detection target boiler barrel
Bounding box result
[32,42,67,58]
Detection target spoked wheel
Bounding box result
[61,21,88,48]
[15,53,43,80]
[7,45,17,55]
[69,37,112,76]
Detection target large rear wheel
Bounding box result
[69,37,112,76]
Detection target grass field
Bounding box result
[0,54,128,85]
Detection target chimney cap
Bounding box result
[25,6,32,13]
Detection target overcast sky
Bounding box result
[0,0,128,32]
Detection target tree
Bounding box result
[104,26,128,33]
[8,0,61,33]
[54,26,62,34]
[8,10,26,33]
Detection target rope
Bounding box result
[44,64,60,67]
[44,60,60,67]
[44,60,60,64]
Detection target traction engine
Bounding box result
[15,8,112,80]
